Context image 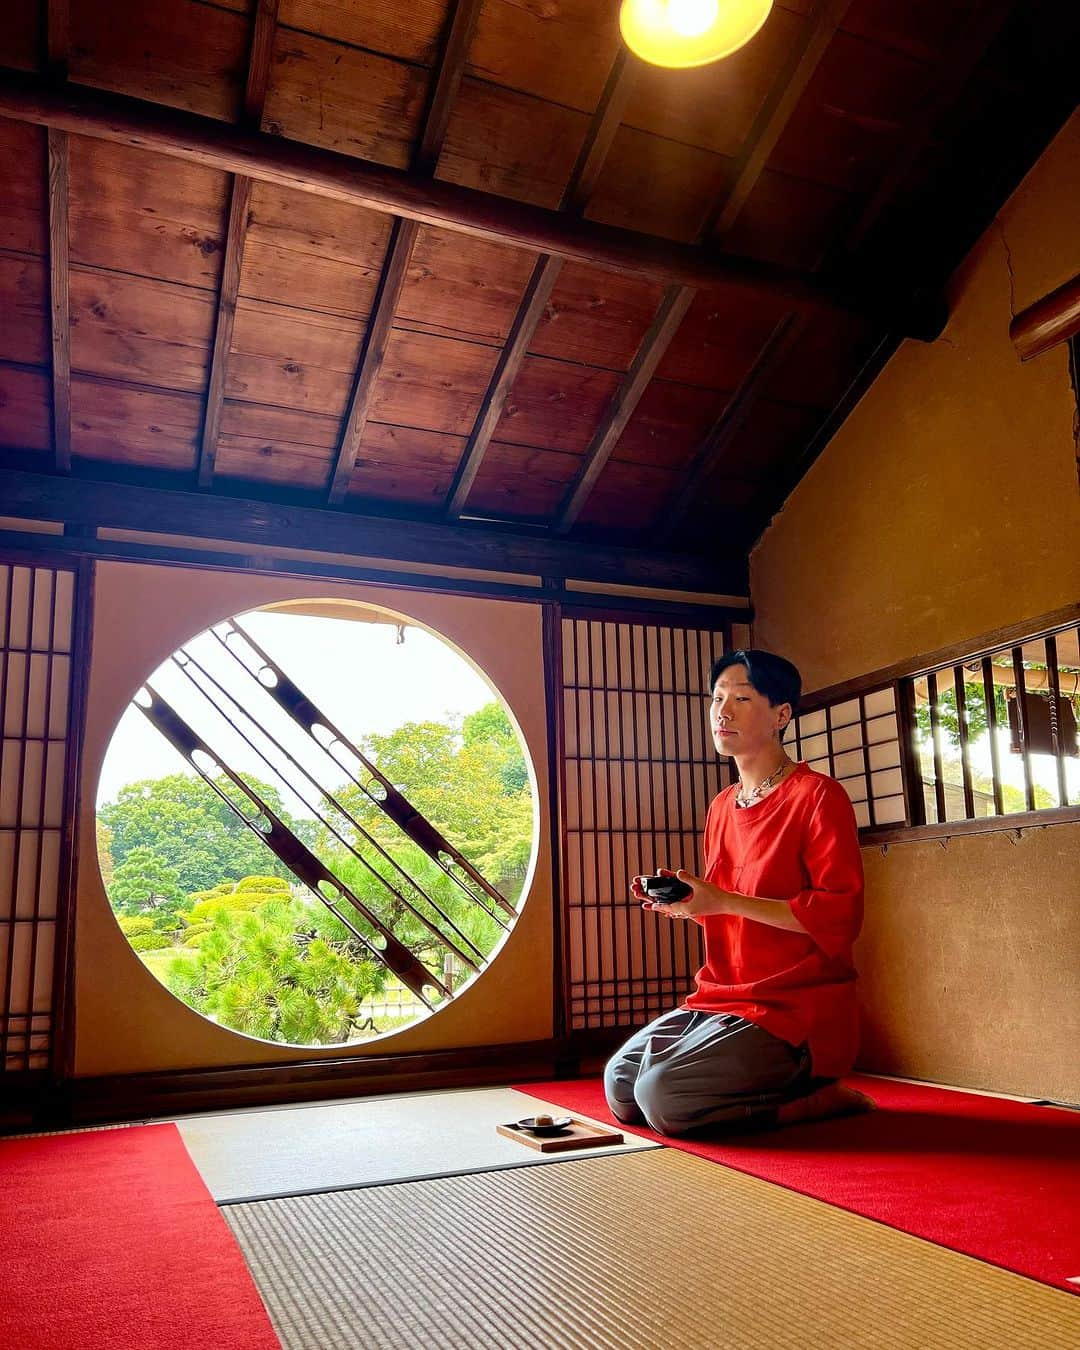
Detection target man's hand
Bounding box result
[631,868,730,921]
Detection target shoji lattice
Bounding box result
[0,562,78,1073]
[793,688,907,829]
[561,616,733,1031]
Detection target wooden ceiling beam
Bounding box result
[196,0,280,489]
[660,312,806,539]
[0,466,748,593]
[705,0,853,241]
[0,71,940,335]
[326,0,482,506]
[445,53,640,519]
[45,2,71,473]
[553,284,697,534]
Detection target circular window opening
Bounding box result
[96,603,536,1047]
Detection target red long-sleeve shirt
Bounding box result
[684,761,865,1078]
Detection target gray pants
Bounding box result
[603,1009,820,1136]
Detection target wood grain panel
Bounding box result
[345,422,466,506]
[574,458,682,532]
[68,139,230,290]
[0,254,49,366]
[655,285,788,391]
[464,440,580,519]
[226,296,363,416]
[0,362,52,451]
[279,0,449,64]
[367,328,500,435]
[0,0,42,72]
[721,167,854,271]
[623,4,806,156]
[262,29,428,166]
[69,268,216,392]
[437,78,588,209]
[586,127,728,243]
[239,182,390,320]
[0,121,47,256]
[528,262,667,373]
[70,375,200,469]
[396,226,536,344]
[611,380,732,471]
[467,0,621,114]
[770,32,934,194]
[494,355,620,455]
[216,397,338,484]
[70,0,249,122]
[701,395,822,481]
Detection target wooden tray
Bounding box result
[496,1118,624,1152]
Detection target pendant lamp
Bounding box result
[619,0,773,68]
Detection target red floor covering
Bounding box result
[515,1073,1080,1293]
[0,1124,281,1350]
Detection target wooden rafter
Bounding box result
[45,1,71,472]
[706,0,853,241]
[660,312,806,539]
[326,0,482,505]
[47,130,71,474]
[0,72,934,332]
[196,0,280,489]
[553,285,697,533]
[0,467,748,593]
[445,53,640,520]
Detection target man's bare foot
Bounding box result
[776,1082,876,1128]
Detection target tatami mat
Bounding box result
[177,1087,654,1203]
[225,1148,1080,1350]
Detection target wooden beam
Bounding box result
[46,0,69,77]
[326,216,419,503]
[563,49,639,215]
[554,284,697,533]
[445,53,640,520]
[197,175,252,488]
[705,0,853,240]
[1010,273,1080,362]
[660,312,806,538]
[47,129,71,473]
[326,0,481,505]
[445,254,564,517]
[0,71,938,333]
[0,466,748,592]
[196,0,279,489]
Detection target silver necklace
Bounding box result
[735,758,791,809]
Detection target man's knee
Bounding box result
[603,1051,641,1124]
[632,1063,695,1136]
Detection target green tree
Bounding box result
[109,846,182,917]
[100,773,313,898]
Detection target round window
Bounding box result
[96,602,536,1047]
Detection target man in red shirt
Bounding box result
[603,649,873,1135]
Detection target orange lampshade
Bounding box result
[619,0,773,68]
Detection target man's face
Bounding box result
[709,668,790,758]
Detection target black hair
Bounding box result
[709,649,801,737]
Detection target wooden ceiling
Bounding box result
[0,0,1076,582]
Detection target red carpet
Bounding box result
[515,1073,1080,1293]
[0,1124,280,1349]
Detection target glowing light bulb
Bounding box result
[619,0,773,69]
[668,0,720,38]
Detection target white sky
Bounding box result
[96,610,501,812]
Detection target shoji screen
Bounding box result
[560,614,734,1032]
[0,560,81,1075]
